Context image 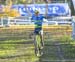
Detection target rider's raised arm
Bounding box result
[44,0,48,19]
[43,17,48,23]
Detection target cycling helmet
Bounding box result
[34,10,39,14]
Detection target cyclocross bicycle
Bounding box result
[34,31,44,57]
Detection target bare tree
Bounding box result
[32,0,35,4]
[23,0,32,16]
[44,0,48,18]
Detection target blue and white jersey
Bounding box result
[31,14,45,28]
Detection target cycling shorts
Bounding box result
[34,27,42,35]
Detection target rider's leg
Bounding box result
[40,30,44,47]
[38,30,44,56]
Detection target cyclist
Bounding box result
[31,10,48,56]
